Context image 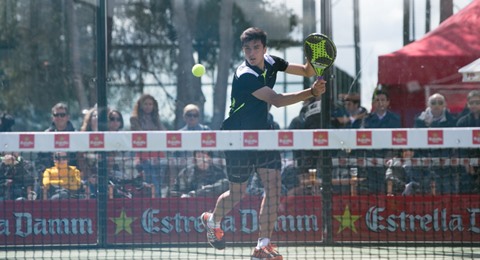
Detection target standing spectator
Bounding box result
[78,106,99,198]
[414,93,458,194]
[170,151,228,198]
[362,90,402,194]
[130,94,167,198]
[457,90,480,193]
[42,152,85,200]
[106,109,152,198]
[179,104,210,131]
[35,102,77,196]
[0,153,35,200]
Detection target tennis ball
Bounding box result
[192,64,206,77]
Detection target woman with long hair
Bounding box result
[130,94,167,198]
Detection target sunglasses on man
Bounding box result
[53,113,67,118]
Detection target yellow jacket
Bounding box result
[43,164,82,191]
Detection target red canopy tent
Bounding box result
[377,0,480,127]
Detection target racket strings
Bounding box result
[306,39,335,66]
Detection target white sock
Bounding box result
[256,237,270,249]
[208,213,221,228]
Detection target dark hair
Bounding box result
[108,109,124,130]
[240,27,267,47]
[0,112,15,132]
[373,90,390,100]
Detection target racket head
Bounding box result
[304,33,337,77]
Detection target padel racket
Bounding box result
[304,33,337,79]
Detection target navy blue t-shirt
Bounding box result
[222,54,288,130]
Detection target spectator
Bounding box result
[130,94,166,131]
[456,90,480,193]
[106,109,152,198]
[385,149,434,196]
[414,93,456,128]
[78,106,99,198]
[362,90,402,194]
[335,93,367,129]
[42,152,85,200]
[456,90,480,127]
[35,102,77,196]
[130,94,167,198]
[414,93,458,194]
[46,102,76,132]
[364,90,401,129]
[170,151,228,198]
[108,109,124,131]
[80,106,98,131]
[179,104,210,131]
[0,153,36,200]
[0,112,15,132]
[172,104,213,193]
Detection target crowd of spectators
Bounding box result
[0,89,479,200]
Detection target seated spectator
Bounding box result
[0,153,36,200]
[364,90,401,129]
[170,151,228,198]
[414,93,456,128]
[42,152,86,200]
[333,93,367,129]
[179,104,210,131]
[385,149,434,196]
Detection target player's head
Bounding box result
[240,27,267,48]
[241,28,267,68]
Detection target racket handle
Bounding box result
[317,76,324,80]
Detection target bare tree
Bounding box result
[171,0,205,129]
[66,0,89,110]
[211,0,234,129]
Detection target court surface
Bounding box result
[3,246,479,259]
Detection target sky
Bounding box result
[262,0,473,128]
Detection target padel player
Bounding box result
[201,27,326,260]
